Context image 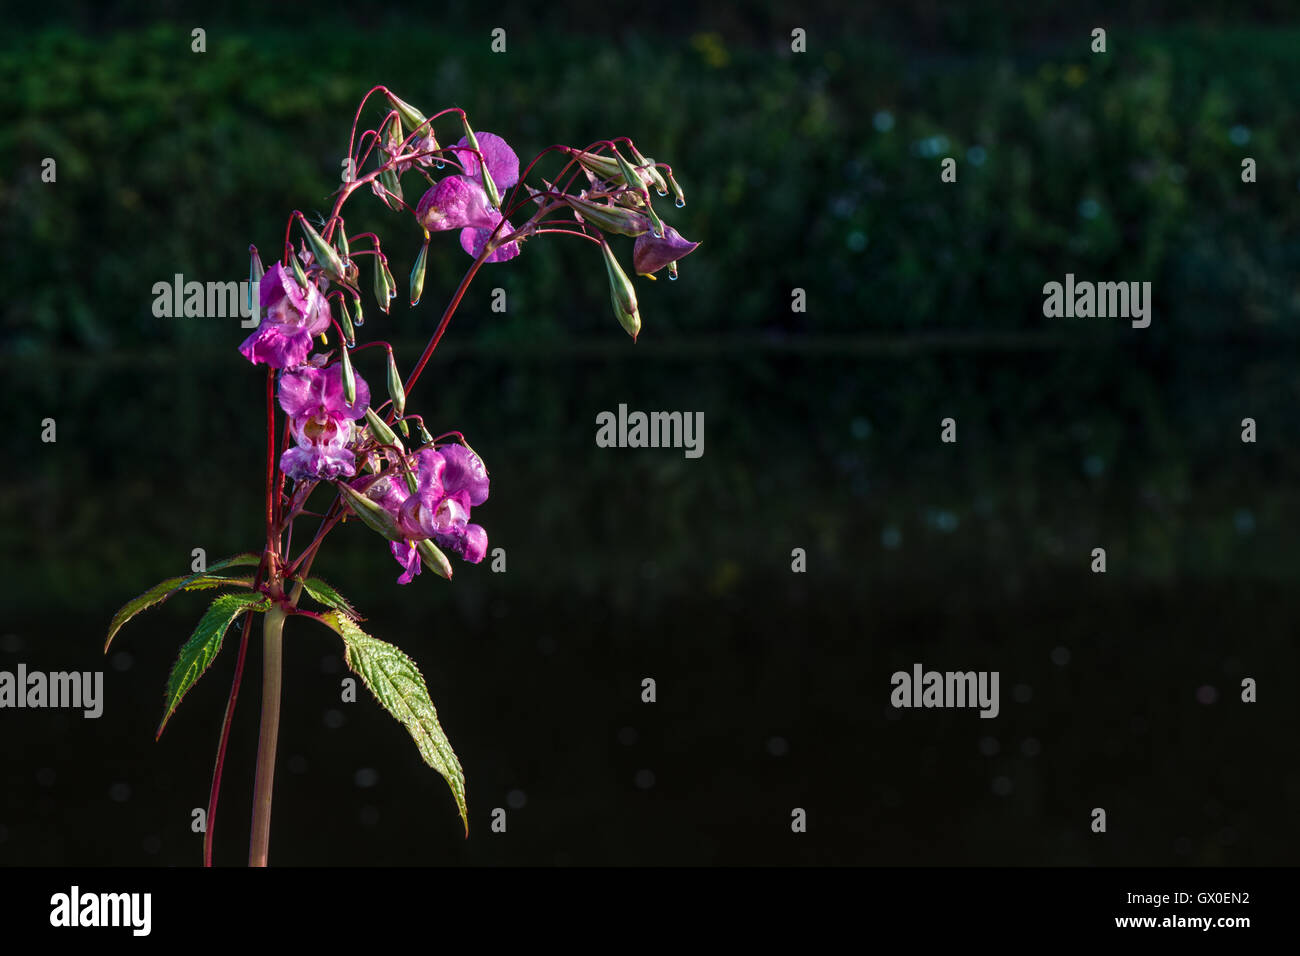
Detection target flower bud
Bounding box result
[460,117,501,210]
[565,196,651,237]
[386,349,406,419]
[337,296,356,347]
[415,538,454,580]
[300,216,347,282]
[568,148,625,183]
[386,93,428,135]
[337,481,404,541]
[248,245,265,319]
[290,252,312,298]
[383,112,403,156]
[600,239,641,341]
[363,407,402,453]
[377,165,403,210]
[615,151,647,199]
[410,234,429,307]
[373,255,393,313]
[340,342,357,405]
[668,172,685,207]
[627,143,669,195]
[335,230,358,283]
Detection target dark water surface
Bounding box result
[3,338,1299,865]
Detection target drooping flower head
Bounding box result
[415,132,522,263]
[238,263,332,368]
[278,361,371,481]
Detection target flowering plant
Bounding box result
[104,88,696,866]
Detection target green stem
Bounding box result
[248,602,287,867]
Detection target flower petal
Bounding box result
[459,226,521,262]
[454,131,519,190]
[439,444,490,506]
[416,175,498,233]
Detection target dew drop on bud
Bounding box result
[675,198,685,208]
[435,160,446,169]
[354,315,365,327]
[668,262,679,280]
[656,188,668,197]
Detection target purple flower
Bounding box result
[439,443,490,506]
[390,539,422,585]
[414,131,522,263]
[370,445,491,582]
[278,362,371,481]
[632,224,700,277]
[238,263,333,368]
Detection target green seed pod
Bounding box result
[373,255,393,313]
[386,93,428,135]
[627,143,669,195]
[300,216,347,282]
[565,196,651,237]
[248,245,265,320]
[386,349,406,419]
[340,342,357,405]
[337,482,404,541]
[415,538,454,580]
[290,252,312,297]
[409,235,429,307]
[363,407,402,453]
[337,296,356,347]
[600,239,641,341]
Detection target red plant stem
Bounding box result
[203,607,254,867]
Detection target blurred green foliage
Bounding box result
[2,21,1297,355]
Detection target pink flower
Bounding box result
[238,263,332,368]
[414,132,522,263]
[277,362,371,481]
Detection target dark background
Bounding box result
[2,1,1299,866]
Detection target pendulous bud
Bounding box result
[600,239,641,341]
[373,255,393,313]
[338,480,405,541]
[410,234,429,307]
[300,216,347,282]
[248,245,265,319]
[565,195,651,237]
[386,349,406,419]
[386,93,428,135]
[415,538,454,579]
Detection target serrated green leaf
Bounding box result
[299,576,362,621]
[315,610,467,833]
[157,592,269,737]
[105,553,260,652]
